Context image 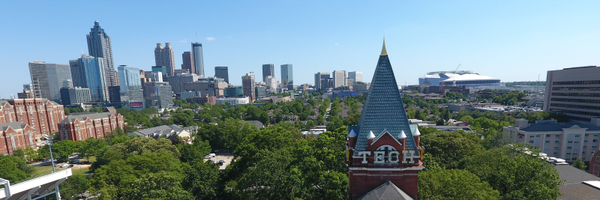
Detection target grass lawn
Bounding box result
[32,165,91,177]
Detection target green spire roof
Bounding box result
[352,42,417,154]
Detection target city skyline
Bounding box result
[2,1,600,97]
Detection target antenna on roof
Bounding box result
[454,63,461,73]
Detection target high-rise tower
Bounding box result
[154,43,176,77]
[346,41,423,199]
[262,64,274,82]
[182,51,194,74]
[87,21,118,87]
[215,66,229,83]
[281,64,293,90]
[69,55,109,101]
[242,72,255,102]
[29,62,71,102]
[191,42,205,77]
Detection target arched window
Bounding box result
[376,145,397,163]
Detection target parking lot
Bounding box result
[204,155,234,170]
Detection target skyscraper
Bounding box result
[87,21,118,87]
[348,71,363,83]
[314,72,331,90]
[69,55,109,101]
[281,64,293,90]
[118,65,144,101]
[192,42,205,77]
[332,70,346,88]
[182,51,194,74]
[154,43,176,77]
[215,66,229,83]
[262,64,274,82]
[242,72,255,102]
[29,61,71,102]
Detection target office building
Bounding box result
[146,71,163,83]
[69,55,109,101]
[216,97,250,105]
[60,87,92,106]
[87,21,118,87]
[224,86,244,97]
[181,51,194,75]
[190,95,217,106]
[58,107,124,141]
[191,42,205,77]
[242,72,255,102]
[315,72,331,90]
[348,71,363,83]
[504,119,600,162]
[215,66,229,83]
[108,86,121,106]
[419,70,500,87]
[281,64,293,90]
[265,76,279,93]
[118,65,144,101]
[29,62,71,102]
[332,70,346,89]
[180,91,202,100]
[154,43,176,77]
[346,41,422,200]
[167,73,199,94]
[156,82,173,109]
[262,64,274,82]
[183,79,228,97]
[255,86,267,99]
[544,66,600,122]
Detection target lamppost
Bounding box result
[44,135,61,200]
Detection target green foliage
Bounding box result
[421,130,484,169]
[0,154,32,182]
[79,137,108,160]
[38,140,77,162]
[59,174,90,200]
[419,169,500,200]
[197,118,258,150]
[459,145,562,200]
[573,158,587,171]
[178,140,212,163]
[125,171,193,200]
[182,160,221,199]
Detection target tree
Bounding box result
[38,140,77,162]
[59,174,90,200]
[182,160,221,200]
[24,146,39,162]
[80,137,108,160]
[125,171,193,200]
[573,158,587,171]
[178,140,212,163]
[459,145,562,200]
[419,169,500,200]
[0,154,32,182]
[420,131,484,169]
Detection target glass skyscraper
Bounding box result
[118,65,144,101]
[29,61,71,102]
[69,55,109,101]
[262,64,274,82]
[192,42,205,77]
[87,21,118,87]
[215,66,229,83]
[281,64,293,90]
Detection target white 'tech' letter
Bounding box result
[356,151,371,164]
[389,151,400,163]
[374,151,385,164]
[402,150,415,164]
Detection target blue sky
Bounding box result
[1,1,600,98]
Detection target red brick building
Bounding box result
[58,108,124,141]
[0,98,65,142]
[0,122,36,155]
[589,151,600,176]
[346,42,424,200]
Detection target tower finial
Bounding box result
[381,38,388,56]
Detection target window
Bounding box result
[575,140,580,144]
[584,146,588,149]
[569,134,575,139]
[530,135,535,138]
[547,134,552,137]
[594,165,600,172]
[529,140,534,143]
[585,140,588,143]
[594,139,598,142]
[555,147,559,150]
[567,147,572,150]
[596,156,600,162]
[595,134,599,138]
[536,135,541,137]
[555,141,560,144]
[574,146,579,150]
[546,141,550,144]
[568,141,573,143]
[567,153,572,156]
[594,146,598,149]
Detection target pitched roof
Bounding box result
[353,43,417,155]
[127,124,197,138]
[59,112,117,124]
[554,164,600,200]
[521,121,600,132]
[357,181,413,200]
[0,122,28,131]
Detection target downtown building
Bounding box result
[69,55,109,102]
[332,70,346,89]
[242,72,256,102]
[262,64,274,82]
[87,21,119,87]
[118,65,144,104]
[58,107,124,141]
[60,87,92,106]
[544,66,600,123]
[181,51,194,74]
[191,42,205,77]
[28,62,71,102]
[346,42,423,199]
[154,43,176,77]
[215,66,229,83]
[314,72,332,91]
[281,64,293,90]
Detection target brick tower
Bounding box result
[346,40,425,200]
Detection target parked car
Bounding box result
[70,160,80,164]
[218,160,226,164]
[209,153,216,157]
[81,161,91,164]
